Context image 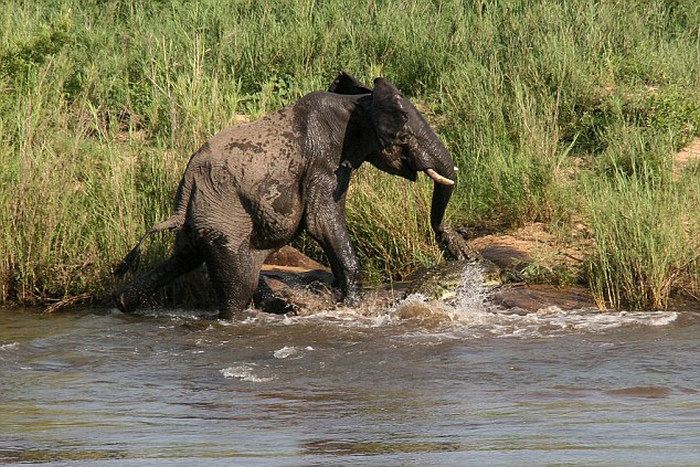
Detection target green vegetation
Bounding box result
[1,0,699,309]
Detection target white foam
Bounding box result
[220,364,275,382]
[273,345,313,359]
[0,342,19,351]
[139,308,212,320]
[205,263,682,339]
[386,264,681,337]
[436,306,680,339]
[384,262,493,325]
[293,263,679,338]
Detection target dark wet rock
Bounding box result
[478,245,530,271]
[264,246,328,270]
[257,246,337,313]
[257,263,335,314]
[493,284,595,313]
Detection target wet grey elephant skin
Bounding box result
[112,71,456,319]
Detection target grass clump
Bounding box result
[583,169,699,310]
[1,0,699,309]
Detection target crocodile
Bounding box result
[259,229,523,311]
[259,256,516,313]
[403,258,506,301]
[403,227,521,301]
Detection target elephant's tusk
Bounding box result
[425,168,455,186]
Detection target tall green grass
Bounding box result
[583,159,699,310]
[1,0,699,308]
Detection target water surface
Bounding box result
[1,286,698,465]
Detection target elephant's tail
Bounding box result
[112,214,185,276]
[113,168,194,277]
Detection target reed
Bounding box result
[583,164,699,310]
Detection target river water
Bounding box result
[1,278,699,465]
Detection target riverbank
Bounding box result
[2,0,699,311]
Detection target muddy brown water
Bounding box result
[1,275,699,465]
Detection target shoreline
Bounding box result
[16,242,698,315]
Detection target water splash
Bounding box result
[273,345,314,359]
[220,364,275,382]
[386,261,492,325]
[253,262,680,338]
[0,342,20,351]
[388,263,680,337]
[144,262,680,338]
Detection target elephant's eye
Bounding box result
[396,132,411,145]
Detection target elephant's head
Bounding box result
[330,72,456,238]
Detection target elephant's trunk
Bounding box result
[425,145,455,236]
[428,173,454,236]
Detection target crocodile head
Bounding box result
[405,259,504,301]
[482,260,504,288]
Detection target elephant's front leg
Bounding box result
[305,190,362,306]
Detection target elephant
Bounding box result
[112,71,456,319]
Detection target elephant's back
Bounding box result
[203,108,303,183]
[185,109,306,246]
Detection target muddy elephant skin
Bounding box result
[113,72,456,319]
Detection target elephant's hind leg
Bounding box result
[113,238,202,313]
[205,243,270,320]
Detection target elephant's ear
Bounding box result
[328,71,372,95]
[369,78,408,148]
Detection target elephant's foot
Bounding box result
[215,294,252,320]
[217,307,248,320]
[342,290,362,308]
